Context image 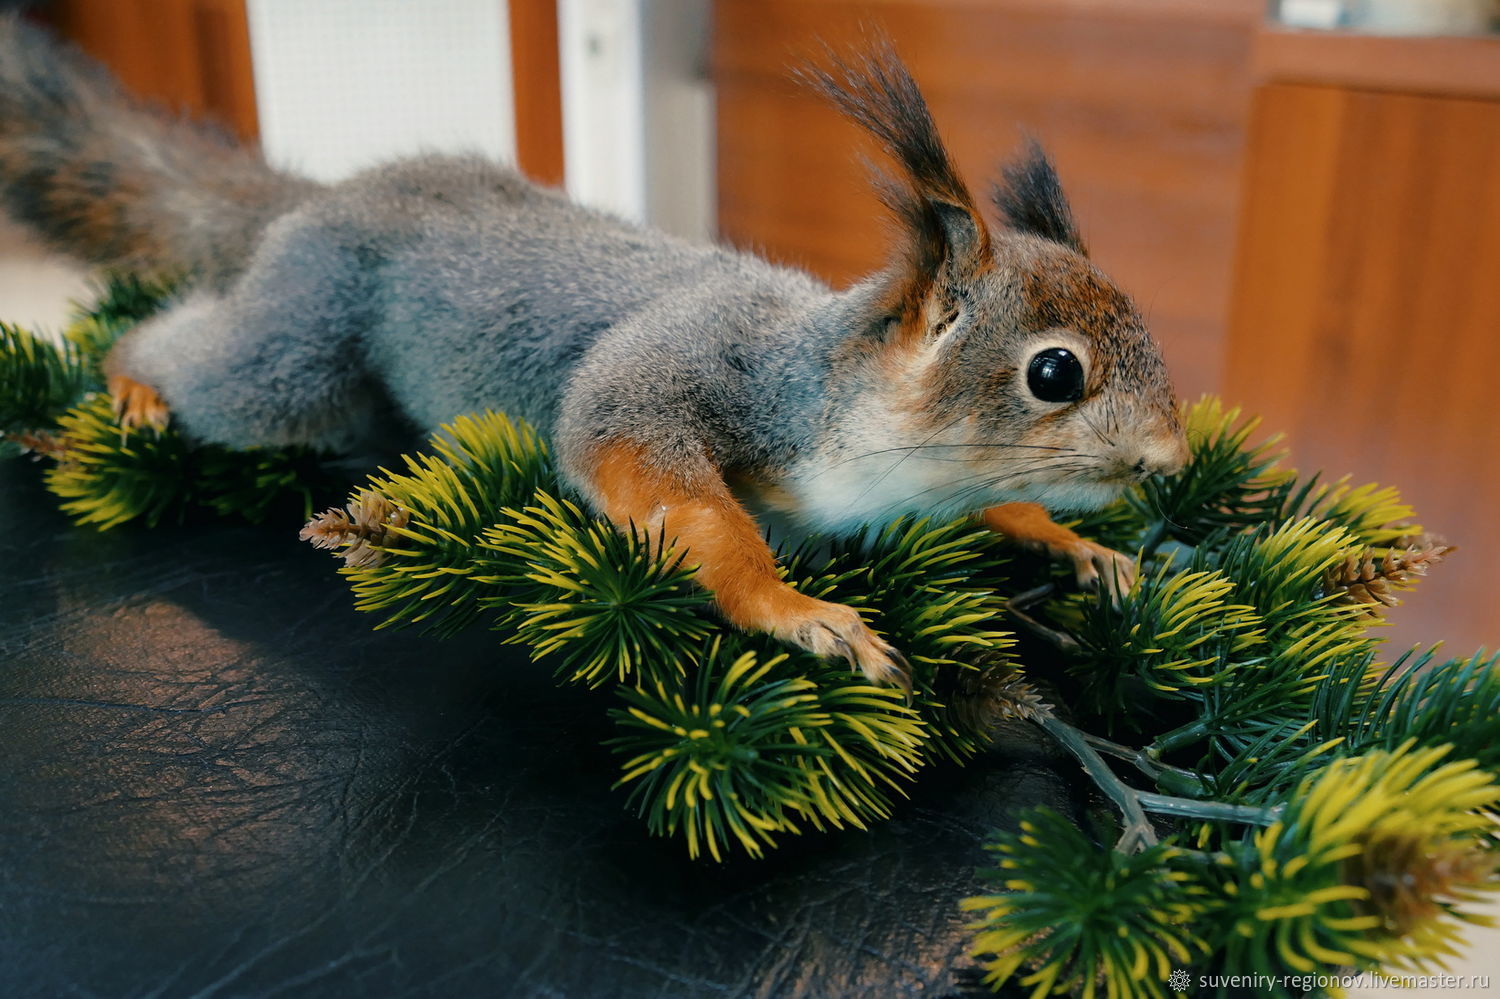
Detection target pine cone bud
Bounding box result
[299,490,410,568]
[4,429,69,459]
[1322,535,1454,613]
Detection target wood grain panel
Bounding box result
[1254,28,1500,101]
[713,0,1261,398]
[46,0,258,141]
[1225,83,1500,654]
[509,0,565,186]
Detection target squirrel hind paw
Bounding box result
[107,374,171,431]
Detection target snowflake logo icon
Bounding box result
[1167,968,1192,992]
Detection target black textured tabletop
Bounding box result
[0,466,1077,998]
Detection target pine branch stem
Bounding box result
[1149,719,1212,757]
[1035,713,1158,853]
[2,428,67,459]
[1082,733,1199,784]
[1005,584,1079,652]
[1134,791,1280,826]
[1039,717,1279,848]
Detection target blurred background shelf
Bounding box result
[1253,25,1500,97]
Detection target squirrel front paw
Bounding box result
[766,595,912,694]
[1064,540,1137,600]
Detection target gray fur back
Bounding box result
[305,156,840,448]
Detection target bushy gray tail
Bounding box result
[0,14,319,285]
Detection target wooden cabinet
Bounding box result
[1224,31,1500,652]
[46,0,259,141]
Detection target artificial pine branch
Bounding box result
[962,809,1210,999]
[609,637,935,859]
[44,393,197,529]
[8,285,1500,995]
[1213,743,1500,976]
[1130,397,1292,545]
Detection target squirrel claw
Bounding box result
[888,648,915,702]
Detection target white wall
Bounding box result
[246,0,516,183]
[558,0,714,239]
[246,0,715,238]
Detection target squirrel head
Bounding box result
[806,44,1188,518]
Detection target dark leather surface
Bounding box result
[0,466,1079,998]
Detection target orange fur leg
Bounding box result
[983,502,1135,596]
[107,374,170,431]
[587,441,910,692]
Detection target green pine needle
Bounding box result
[1,322,92,433]
[1275,476,1420,547]
[1133,397,1293,545]
[1318,648,1500,774]
[479,490,714,687]
[778,516,1019,760]
[192,443,331,523]
[1069,561,1262,706]
[1213,744,1500,976]
[610,640,927,861]
[962,809,1210,999]
[44,394,197,529]
[1207,518,1367,638]
[339,411,553,635]
[41,394,326,530]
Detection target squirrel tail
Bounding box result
[0,14,319,285]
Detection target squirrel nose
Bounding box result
[1132,437,1189,479]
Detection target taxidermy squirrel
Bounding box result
[0,18,1187,692]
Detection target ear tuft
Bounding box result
[800,37,990,285]
[992,142,1086,255]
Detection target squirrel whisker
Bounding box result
[803,440,1087,482]
[844,415,971,508]
[1079,409,1116,449]
[871,452,1101,519]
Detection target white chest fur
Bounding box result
[781,392,992,534]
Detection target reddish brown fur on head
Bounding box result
[806,42,1187,517]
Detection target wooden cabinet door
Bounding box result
[1226,81,1500,653]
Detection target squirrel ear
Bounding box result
[992,142,1086,255]
[931,199,986,265]
[803,39,993,286]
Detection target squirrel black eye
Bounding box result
[1026,348,1085,403]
